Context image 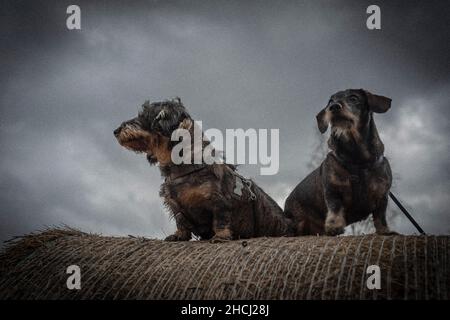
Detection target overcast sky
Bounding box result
[1,0,449,242]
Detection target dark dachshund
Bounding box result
[285,89,395,236]
[114,98,292,241]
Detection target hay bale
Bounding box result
[0,228,448,300]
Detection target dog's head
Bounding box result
[114,98,193,165]
[316,89,391,135]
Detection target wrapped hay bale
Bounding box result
[0,228,448,300]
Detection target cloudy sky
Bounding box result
[1,0,449,243]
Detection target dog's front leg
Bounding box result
[210,208,233,243]
[324,190,347,236]
[165,212,192,241]
[373,195,397,235]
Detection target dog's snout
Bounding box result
[113,126,122,137]
[329,103,342,112]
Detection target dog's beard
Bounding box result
[331,126,350,139]
[116,128,151,153]
[330,118,354,139]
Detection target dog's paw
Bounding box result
[325,213,346,236]
[210,228,232,243]
[164,232,191,241]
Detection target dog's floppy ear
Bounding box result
[316,108,329,134]
[155,107,168,122]
[153,106,175,136]
[153,105,192,137]
[364,90,392,113]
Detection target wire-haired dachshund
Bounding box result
[285,89,396,236]
[114,98,292,242]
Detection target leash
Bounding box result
[389,191,426,235]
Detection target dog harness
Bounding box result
[229,171,257,201]
[165,164,257,202]
[332,153,384,174]
[165,164,209,181]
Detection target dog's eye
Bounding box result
[348,95,359,103]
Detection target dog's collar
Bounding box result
[331,152,384,172]
[163,164,208,182]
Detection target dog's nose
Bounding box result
[329,103,342,112]
[113,127,121,137]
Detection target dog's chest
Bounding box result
[169,181,216,209]
[347,170,390,212]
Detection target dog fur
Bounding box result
[114,98,292,241]
[284,89,395,236]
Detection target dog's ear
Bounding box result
[155,108,166,120]
[153,106,192,137]
[316,108,329,134]
[178,118,193,130]
[364,90,391,113]
[153,106,177,136]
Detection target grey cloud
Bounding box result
[1,0,449,242]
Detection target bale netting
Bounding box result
[0,228,448,300]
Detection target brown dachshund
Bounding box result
[285,89,396,236]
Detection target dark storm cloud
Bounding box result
[1,0,449,242]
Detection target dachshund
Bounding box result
[114,98,292,241]
[284,89,395,236]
